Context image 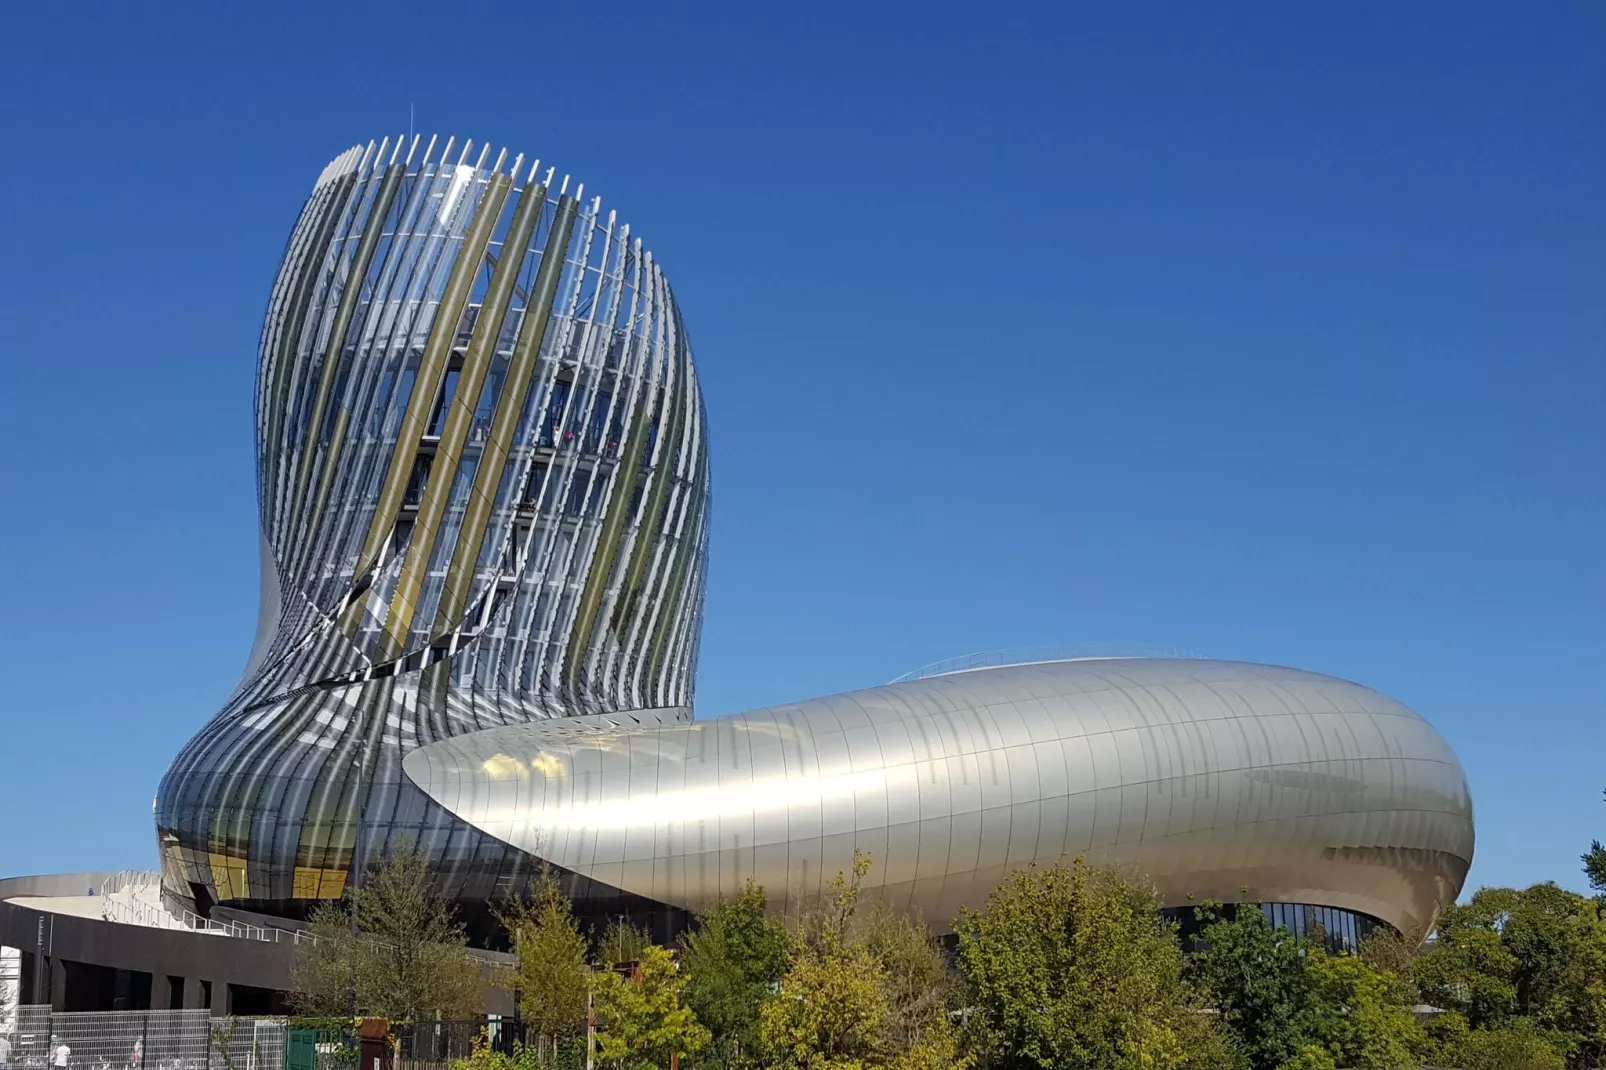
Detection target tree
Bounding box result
[856,902,958,1062]
[1358,927,1419,982]
[680,878,789,1068]
[760,852,889,1070]
[758,852,968,1070]
[1276,1046,1335,1070]
[591,944,711,1070]
[953,858,1239,1070]
[498,872,591,1056]
[1444,1019,1566,1070]
[289,842,481,1018]
[1187,904,1312,1070]
[1414,880,1606,1066]
[1583,788,1606,899]
[1301,946,1425,1070]
[599,919,655,967]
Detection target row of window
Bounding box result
[1162,901,1381,954]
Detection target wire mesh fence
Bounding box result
[1,1008,284,1070]
[0,1013,593,1070]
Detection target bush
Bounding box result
[1447,1021,1566,1070]
[1277,1046,1335,1070]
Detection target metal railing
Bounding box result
[890,643,1211,683]
[97,874,314,946]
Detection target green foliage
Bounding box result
[1188,904,1312,1070]
[758,852,970,1070]
[759,852,888,1070]
[1583,788,1606,900]
[1358,927,1419,984]
[1275,1045,1334,1070]
[1414,881,1606,1066]
[856,902,957,1060]
[289,842,481,1018]
[1444,1018,1567,1070]
[498,872,592,1047]
[590,944,711,1070]
[1301,946,1424,1069]
[448,1037,546,1070]
[953,858,1238,1070]
[599,919,655,967]
[679,878,789,1068]
[759,941,888,1070]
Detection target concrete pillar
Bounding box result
[210,981,228,1016]
[183,977,204,1010]
[48,957,66,1011]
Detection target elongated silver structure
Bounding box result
[405,657,1474,939]
[157,137,709,914]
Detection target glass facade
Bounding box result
[1164,901,1383,955]
[156,137,710,917]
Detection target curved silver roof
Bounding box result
[402,658,1473,935]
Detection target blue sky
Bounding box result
[0,2,1601,897]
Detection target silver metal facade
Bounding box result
[157,137,710,910]
[403,658,1474,937]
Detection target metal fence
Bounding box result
[1,1013,596,1070]
[288,1019,583,1070]
[3,1007,284,1070]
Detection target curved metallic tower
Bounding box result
[157,137,710,914]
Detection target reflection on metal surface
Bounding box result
[405,658,1473,937]
[156,136,710,913]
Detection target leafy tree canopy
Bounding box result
[1301,945,1426,1069]
[953,858,1238,1070]
[591,944,711,1070]
[679,878,789,1069]
[1415,880,1606,1065]
[496,871,591,1045]
[290,842,481,1019]
[759,852,968,1070]
[1188,903,1312,1070]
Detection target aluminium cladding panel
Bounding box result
[156,138,711,911]
[402,658,1474,937]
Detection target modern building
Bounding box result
[2,136,1472,1012]
[156,135,709,925]
[407,654,1472,944]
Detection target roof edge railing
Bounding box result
[890,643,1210,684]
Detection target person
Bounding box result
[127,1038,141,1070]
[51,1036,69,1070]
[0,1030,13,1070]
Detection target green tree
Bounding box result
[953,858,1239,1070]
[1414,880,1606,1065]
[680,878,789,1068]
[1276,1046,1334,1070]
[856,902,958,1061]
[591,944,711,1070]
[1301,947,1424,1069]
[498,872,591,1057]
[599,919,655,967]
[1444,1019,1566,1070]
[760,852,889,1070]
[289,842,481,1018]
[1358,927,1420,983]
[1583,788,1606,899]
[758,852,968,1070]
[1188,903,1313,1070]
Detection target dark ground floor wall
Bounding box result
[1,873,510,1016]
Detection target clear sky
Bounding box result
[0,2,1601,898]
